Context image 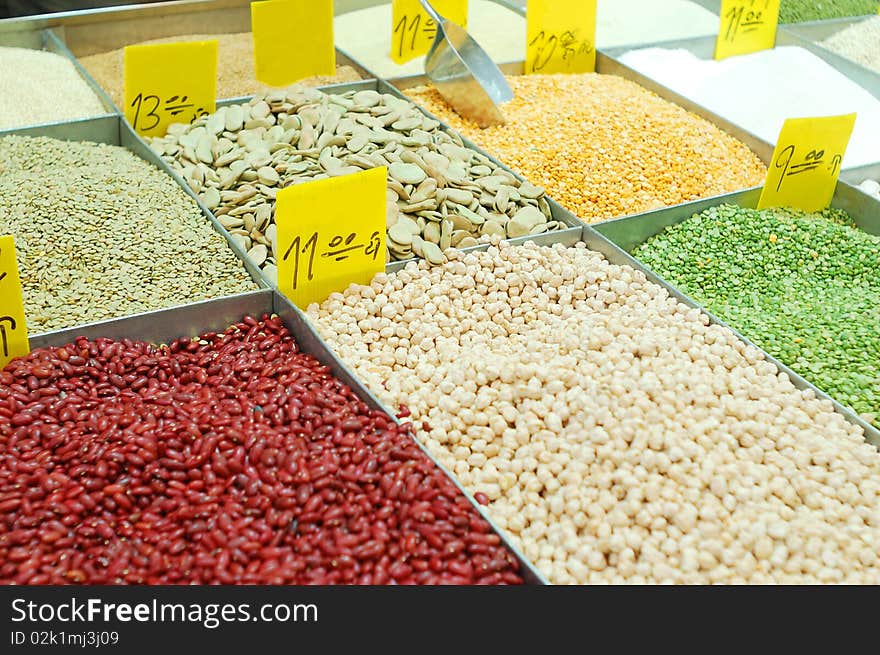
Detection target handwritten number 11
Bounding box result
[394,14,423,58]
[284,232,318,291]
[724,2,768,42]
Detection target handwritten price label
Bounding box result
[276,167,387,309]
[391,0,468,64]
[252,0,335,87]
[526,0,596,75]
[758,113,856,212]
[124,40,217,137]
[715,0,780,60]
[0,236,29,369]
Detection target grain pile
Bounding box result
[0,135,257,332]
[619,46,880,168]
[78,32,361,105]
[779,0,878,22]
[308,241,880,584]
[405,74,766,222]
[821,16,880,74]
[150,87,566,275]
[0,46,105,130]
[633,204,880,429]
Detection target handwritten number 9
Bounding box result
[773,144,794,192]
[130,93,160,131]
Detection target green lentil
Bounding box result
[633,204,880,428]
[779,0,878,23]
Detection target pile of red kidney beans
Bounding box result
[0,315,522,585]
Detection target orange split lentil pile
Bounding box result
[405,74,767,222]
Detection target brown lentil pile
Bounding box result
[0,135,257,333]
[405,74,767,222]
[78,32,362,105]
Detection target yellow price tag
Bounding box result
[715,0,780,60]
[276,168,387,309]
[758,113,856,213]
[526,0,597,75]
[0,236,29,369]
[124,40,217,137]
[391,0,468,64]
[252,0,335,87]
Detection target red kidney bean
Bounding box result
[0,316,522,586]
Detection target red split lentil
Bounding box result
[0,315,522,585]
[405,74,767,222]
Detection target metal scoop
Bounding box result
[419,0,513,128]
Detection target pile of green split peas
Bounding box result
[779,0,879,22]
[634,205,880,429]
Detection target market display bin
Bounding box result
[0,27,117,130]
[687,0,720,12]
[195,79,585,276]
[390,210,880,450]
[783,15,874,42]
[841,162,880,192]
[591,181,880,446]
[1,0,377,75]
[601,32,880,169]
[390,51,775,165]
[332,0,527,79]
[386,52,774,239]
[779,18,880,93]
[25,288,548,585]
[0,114,272,321]
[43,3,378,112]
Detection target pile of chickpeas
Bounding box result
[309,242,880,584]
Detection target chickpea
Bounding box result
[309,242,880,584]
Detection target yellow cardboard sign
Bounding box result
[252,0,335,87]
[391,0,468,64]
[526,0,597,75]
[276,167,387,309]
[758,113,856,212]
[124,40,217,137]
[715,0,780,60]
[0,236,29,369]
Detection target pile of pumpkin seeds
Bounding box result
[149,86,564,280]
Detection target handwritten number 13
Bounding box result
[130,93,161,131]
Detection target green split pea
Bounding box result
[633,204,880,429]
[779,0,879,23]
